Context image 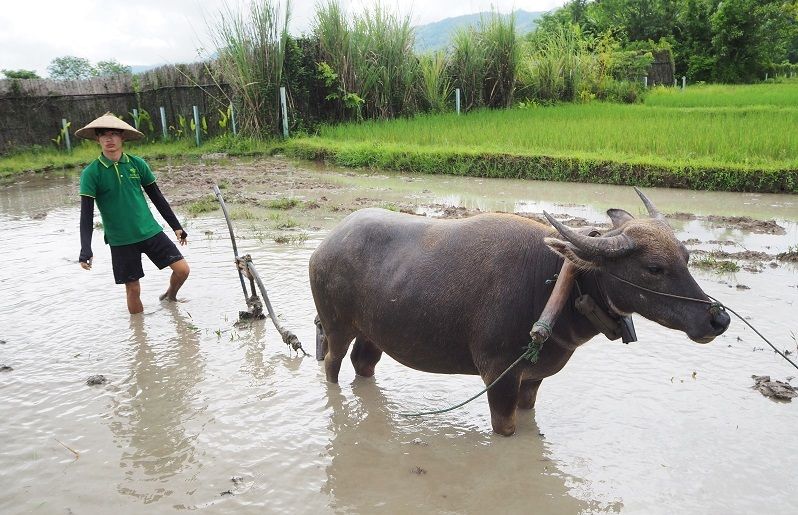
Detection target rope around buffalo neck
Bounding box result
[401,273,798,419]
[604,271,798,371]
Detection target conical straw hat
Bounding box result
[75,112,144,140]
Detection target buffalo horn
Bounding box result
[543,212,636,258]
[633,187,665,221]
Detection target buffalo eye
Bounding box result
[646,265,664,275]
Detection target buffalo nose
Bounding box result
[710,308,731,334]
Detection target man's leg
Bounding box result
[126,280,144,314]
[160,259,190,301]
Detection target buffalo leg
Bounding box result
[485,371,522,436]
[324,330,355,383]
[517,379,542,410]
[350,337,382,377]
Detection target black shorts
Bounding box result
[110,232,184,284]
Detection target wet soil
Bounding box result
[147,156,793,274]
[669,212,786,235]
[3,154,798,513]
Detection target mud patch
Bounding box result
[157,158,345,210]
[777,249,798,263]
[669,213,786,234]
[752,376,797,401]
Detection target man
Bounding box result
[76,112,190,314]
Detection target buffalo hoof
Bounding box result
[491,415,517,436]
[493,423,517,437]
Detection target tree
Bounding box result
[586,0,679,43]
[2,69,40,79]
[675,0,719,81]
[710,0,795,82]
[94,59,132,77]
[47,56,94,80]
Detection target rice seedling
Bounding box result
[645,83,798,108]
[306,100,798,171]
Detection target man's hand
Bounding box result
[175,229,188,246]
[80,257,93,270]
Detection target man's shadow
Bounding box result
[109,306,204,503]
[322,376,595,514]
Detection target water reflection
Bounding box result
[109,306,205,503]
[323,378,596,514]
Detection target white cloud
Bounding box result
[0,0,565,77]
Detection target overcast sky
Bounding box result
[0,0,566,77]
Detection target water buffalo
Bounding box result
[309,189,730,435]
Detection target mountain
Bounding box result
[130,65,160,74]
[414,10,545,54]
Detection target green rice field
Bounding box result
[3,83,797,192]
[283,82,798,192]
[300,87,798,171]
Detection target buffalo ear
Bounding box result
[544,237,598,270]
[607,208,635,229]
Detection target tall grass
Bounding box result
[418,51,452,113]
[481,12,519,108]
[447,11,520,111]
[209,0,290,136]
[314,0,417,120]
[520,23,590,102]
[314,0,356,120]
[308,102,798,170]
[449,27,487,111]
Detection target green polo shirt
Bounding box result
[79,153,163,246]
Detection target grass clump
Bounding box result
[229,207,256,220]
[187,195,219,215]
[265,197,300,210]
[268,212,298,229]
[273,233,309,244]
[692,255,741,273]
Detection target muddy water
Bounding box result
[1,160,797,514]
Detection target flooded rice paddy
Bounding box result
[1,157,797,514]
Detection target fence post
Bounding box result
[456,88,461,115]
[193,105,201,146]
[765,72,768,81]
[674,78,677,87]
[280,87,289,138]
[230,103,237,136]
[62,118,71,152]
[644,77,648,88]
[159,107,168,140]
[132,108,139,129]
[681,76,686,90]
